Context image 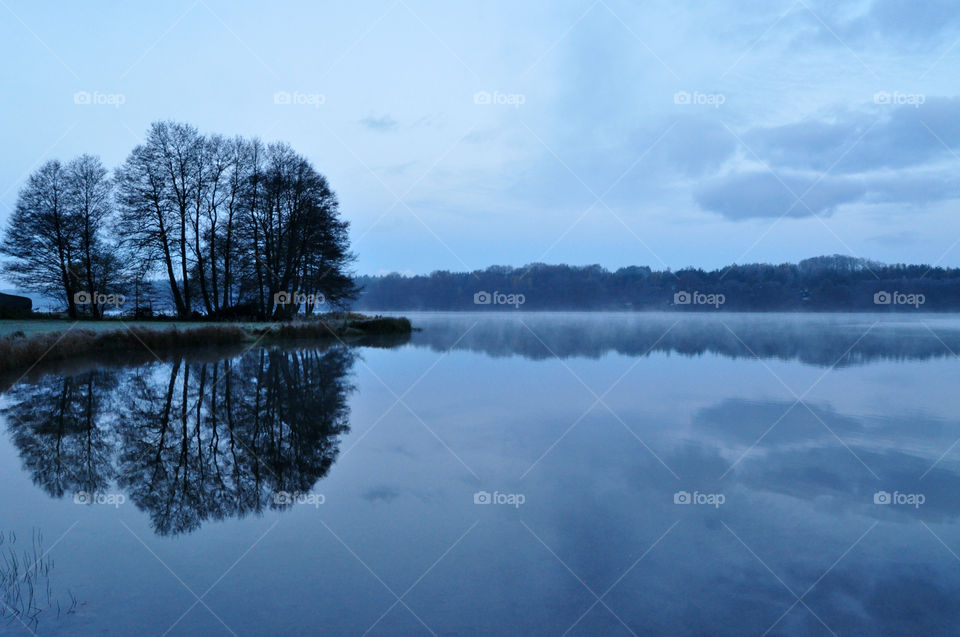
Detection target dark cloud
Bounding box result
[362,486,400,502]
[745,98,960,174]
[359,114,399,132]
[691,98,960,219]
[694,170,865,219]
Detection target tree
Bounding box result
[64,155,116,317]
[115,124,195,318]
[1,160,78,316]
[117,122,357,319]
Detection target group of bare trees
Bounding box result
[1,120,356,319]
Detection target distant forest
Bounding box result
[355,255,960,311]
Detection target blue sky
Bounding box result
[0,0,958,276]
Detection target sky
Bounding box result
[0,0,958,277]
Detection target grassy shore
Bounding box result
[0,314,412,378]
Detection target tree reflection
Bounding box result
[3,371,118,498]
[409,314,960,367]
[2,345,355,536]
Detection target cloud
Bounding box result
[362,486,400,503]
[745,98,960,174]
[788,0,960,49]
[695,171,865,219]
[359,114,399,132]
[687,98,960,218]
[846,0,960,41]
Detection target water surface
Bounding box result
[1,312,959,635]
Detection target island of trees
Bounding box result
[355,256,960,311]
[0,121,356,320]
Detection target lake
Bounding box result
[1,312,959,636]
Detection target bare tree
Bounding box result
[64,155,114,317]
[1,160,79,316]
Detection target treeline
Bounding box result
[0,121,356,320]
[355,255,960,311]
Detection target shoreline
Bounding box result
[0,315,412,381]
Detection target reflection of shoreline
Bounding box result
[405,314,960,366]
[0,330,409,393]
[0,317,411,384]
[1,345,356,536]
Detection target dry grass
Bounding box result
[0,317,412,379]
[0,325,248,377]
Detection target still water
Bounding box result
[1,312,960,636]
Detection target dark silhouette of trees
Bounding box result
[2,120,357,320]
[114,122,357,320]
[355,256,960,312]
